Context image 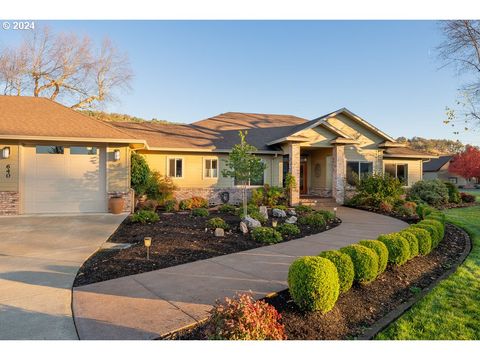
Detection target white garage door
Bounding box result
[24,145,107,214]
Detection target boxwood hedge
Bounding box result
[377,233,410,265]
[358,240,389,274]
[398,230,419,259]
[401,227,432,256]
[318,250,355,293]
[340,244,379,284]
[288,256,340,313]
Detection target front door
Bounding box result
[300,162,308,194]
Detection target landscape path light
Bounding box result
[333,207,337,218]
[272,219,278,227]
[144,236,152,260]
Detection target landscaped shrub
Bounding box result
[191,208,209,217]
[144,171,177,202]
[349,173,404,208]
[460,192,476,203]
[131,152,151,196]
[251,227,283,244]
[425,212,446,225]
[358,240,389,274]
[219,203,237,214]
[401,227,432,255]
[407,180,449,207]
[163,199,178,212]
[274,205,288,211]
[420,219,445,246]
[298,212,326,230]
[410,222,441,248]
[315,209,335,221]
[288,256,340,312]
[205,293,286,340]
[394,201,416,217]
[179,197,209,210]
[250,185,285,207]
[398,231,419,259]
[340,244,379,284]
[130,210,160,224]
[248,211,267,225]
[139,199,158,211]
[294,204,314,215]
[444,181,461,204]
[206,217,230,230]
[379,200,394,213]
[377,233,410,265]
[416,203,433,219]
[276,223,301,238]
[318,250,354,293]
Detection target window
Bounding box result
[234,161,265,186]
[70,146,98,155]
[36,145,64,154]
[204,158,218,178]
[168,158,183,178]
[385,163,408,185]
[346,161,373,186]
[449,177,458,184]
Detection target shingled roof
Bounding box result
[423,155,453,172]
[383,147,437,159]
[0,96,141,143]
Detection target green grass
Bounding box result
[376,206,480,340]
[462,189,480,202]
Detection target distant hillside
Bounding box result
[396,136,465,155]
[80,110,174,124]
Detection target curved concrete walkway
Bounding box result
[0,214,128,340]
[73,206,407,340]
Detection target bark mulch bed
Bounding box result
[73,210,341,287]
[170,223,468,340]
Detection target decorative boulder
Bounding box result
[287,209,297,216]
[259,206,269,220]
[214,228,225,237]
[242,216,261,230]
[285,216,298,224]
[272,209,287,218]
[239,221,249,234]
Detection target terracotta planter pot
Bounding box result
[109,197,125,214]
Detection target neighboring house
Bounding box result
[0,96,436,215]
[423,155,478,187]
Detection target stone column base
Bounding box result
[0,191,20,216]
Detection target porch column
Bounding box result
[332,145,346,204]
[286,142,300,206]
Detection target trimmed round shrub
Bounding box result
[206,217,230,230]
[407,179,449,207]
[425,212,446,225]
[410,222,440,248]
[163,199,178,212]
[294,204,314,215]
[191,207,209,217]
[251,227,283,244]
[205,293,286,340]
[276,223,301,238]
[377,233,410,265]
[288,256,340,312]
[298,212,326,230]
[340,244,379,284]
[416,203,433,219]
[421,219,445,246]
[130,210,160,224]
[398,231,419,259]
[219,204,237,214]
[401,227,432,255]
[315,210,335,221]
[318,250,354,293]
[358,240,389,274]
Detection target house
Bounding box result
[0,95,436,215]
[423,155,478,187]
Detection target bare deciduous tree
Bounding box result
[0,27,132,109]
[438,20,480,131]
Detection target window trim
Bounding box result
[448,177,458,184]
[167,157,184,179]
[345,160,374,186]
[383,162,409,186]
[203,156,219,179]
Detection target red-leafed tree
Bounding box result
[449,145,480,180]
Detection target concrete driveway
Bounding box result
[0,214,127,340]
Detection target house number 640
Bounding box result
[5,164,11,178]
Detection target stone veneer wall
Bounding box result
[0,191,19,216]
[332,145,346,204]
[108,190,133,213]
[174,187,252,205]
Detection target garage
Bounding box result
[23,144,107,214]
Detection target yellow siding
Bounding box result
[0,142,19,192]
[139,151,282,188]
[383,158,423,186]
[297,127,337,147]
[107,145,130,192]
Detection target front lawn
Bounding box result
[376,206,480,340]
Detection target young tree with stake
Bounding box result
[222,131,266,218]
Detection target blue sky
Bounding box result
[1,20,478,145]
